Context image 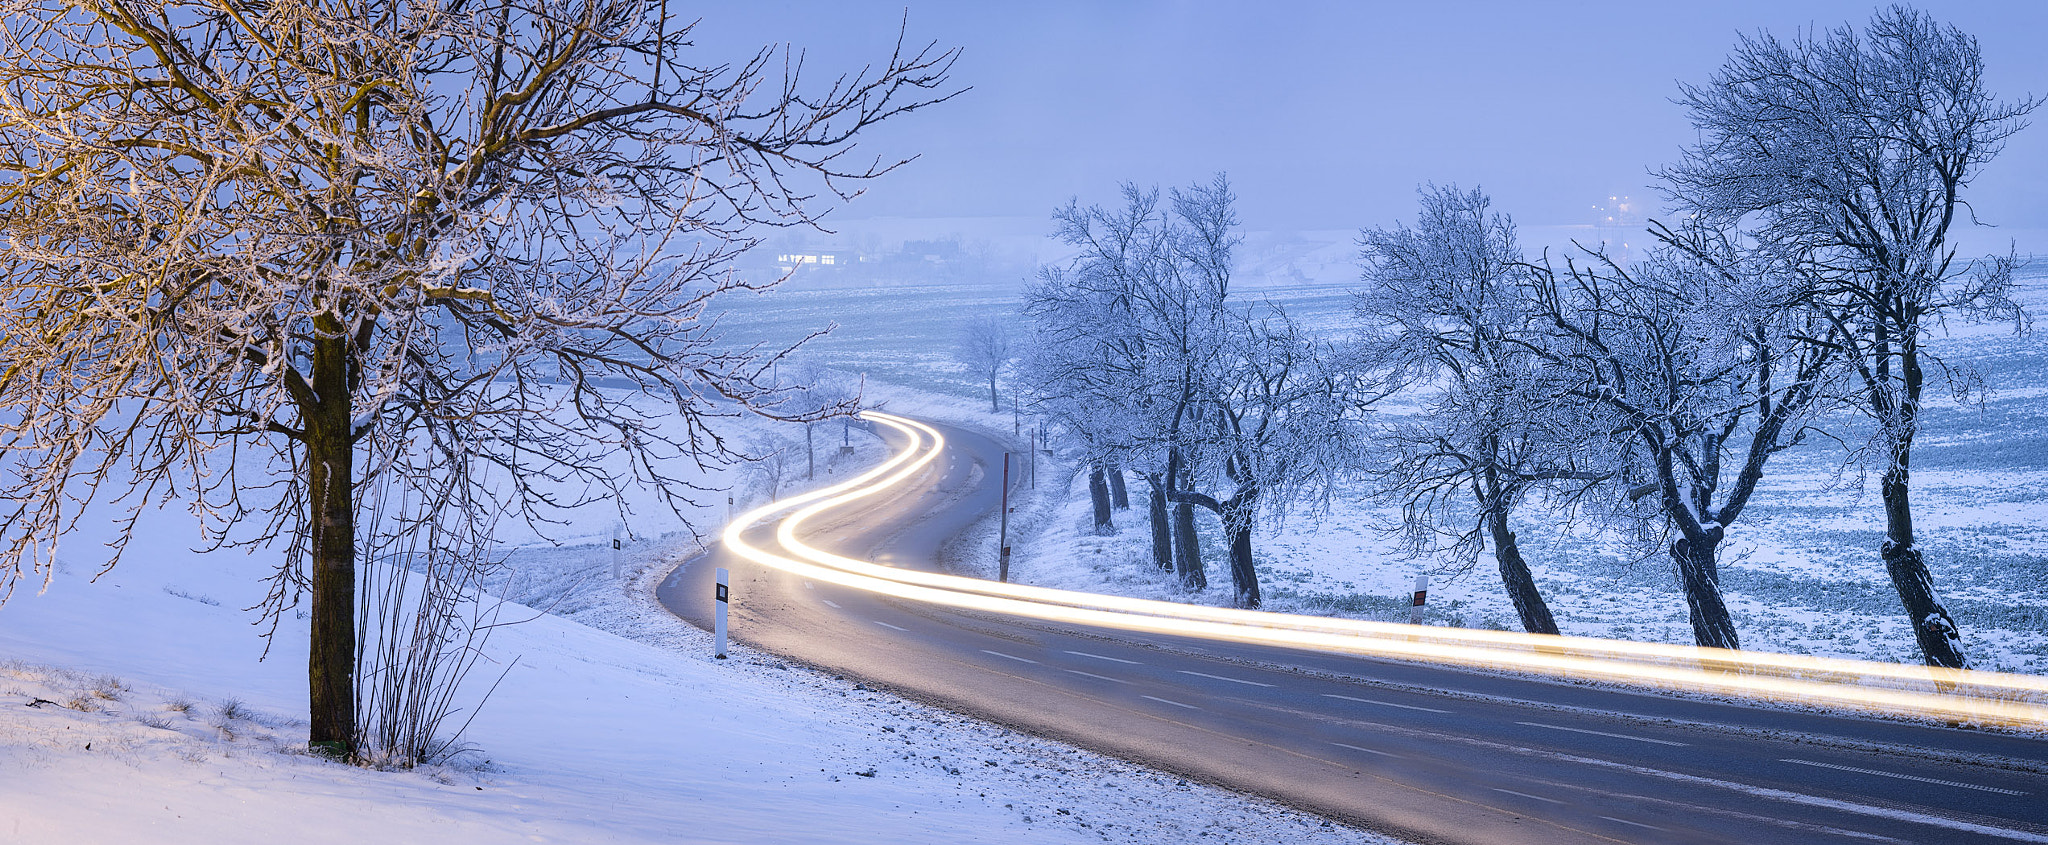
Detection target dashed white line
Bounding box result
[803,581,814,590]
[872,620,907,632]
[1063,669,1130,685]
[1781,758,2028,796]
[1492,788,1564,805]
[1178,670,1272,688]
[821,599,841,609]
[1142,695,1199,710]
[1322,694,1451,714]
[1065,650,1143,665]
[1331,742,1401,759]
[981,649,1038,665]
[1517,721,1689,747]
[1600,816,1666,832]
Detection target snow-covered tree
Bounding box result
[0,0,955,758]
[1355,185,1599,635]
[1172,305,1362,608]
[1025,180,1224,582]
[1657,5,2035,667]
[957,314,1013,414]
[1028,175,1366,606]
[1522,230,1839,650]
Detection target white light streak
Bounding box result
[718,412,2048,731]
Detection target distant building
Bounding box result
[1591,194,1637,263]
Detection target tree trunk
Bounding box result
[1145,474,1172,571]
[1224,506,1260,609]
[806,422,815,480]
[1106,458,1129,510]
[1087,461,1114,535]
[1172,499,1205,591]
[1212,488,1260,609]
[306,331,357,759]
[1672,535,1738,650]
[1881,467,1967,668]
[1486,507,1558,635]
[988,375,1000,414]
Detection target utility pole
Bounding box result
[999,452,1012,582]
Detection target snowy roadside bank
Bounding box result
[0,386,1403,845]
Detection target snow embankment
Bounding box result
[0,392,1397,845]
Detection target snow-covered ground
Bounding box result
[0,396,1398,844]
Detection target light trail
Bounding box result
[719,411,2048,730]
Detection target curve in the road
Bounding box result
[660,411,2048,845]
[725,411,2048,729]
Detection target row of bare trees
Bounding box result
[1026,7,2030,669]
[1372,6,2033,666]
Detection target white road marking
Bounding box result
[981,649,1038,665]
[1178,670,1272,688]
[1322,693,1451,714]
[872,620,907,632]
[1601,816,1666,832]
[1331,742,1401,759]
[1063,669,1130,685]
[1142,695,1199,710]
[1517,721,1689,747]
[1065,650,1143,665]
[1781,758,2028,796]
[1495,742,2048,843]
[821,599,841,609]
[1492,788,1564,805]
[803,581,814,590]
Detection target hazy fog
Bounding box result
[701,1,2048,256]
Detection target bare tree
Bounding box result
[1657,5,2035,667]
[0,0,956,758]
[1521,232,1839,649]
[1025,179,1230,587]
[958,314,1014,414]
[1172,305,1363,608]
[1355,185,1597,635]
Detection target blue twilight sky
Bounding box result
[695,1,2048,237]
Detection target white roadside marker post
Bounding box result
[714,567,730,660]
[998,453,1012,583]
[1410,574,1429,625]
[611,524,623,582]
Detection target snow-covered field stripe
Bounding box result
[1780,758,2028,795]
[1178,670,1272,688]
[1518,721,1689,747]
[1330,741,1401,759]
[981,650,1038,665]
[1322,693,1450,714]
[1063,669,1130,684]
[872,620,908,632]
[1142,695,1199,710]
[1065,650,1142,665]
[1493,788,1564,805]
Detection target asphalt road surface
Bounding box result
[658,418,2048,845]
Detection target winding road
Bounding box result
[658,416,2048,845]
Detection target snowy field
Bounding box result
[3,258,2039,843]
[0,392,1395,844]
[736,262,2048,677]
